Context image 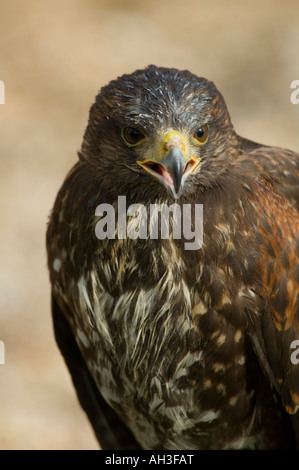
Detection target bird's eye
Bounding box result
[194,124,209,144]
[122,127,145,146]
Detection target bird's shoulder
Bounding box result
[236,136,299,211]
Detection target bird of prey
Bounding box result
[46,65,299,450]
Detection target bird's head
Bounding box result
[79,65,238,200]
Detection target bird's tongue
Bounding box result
[159,165,174,186]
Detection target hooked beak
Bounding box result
[137,131,200,199]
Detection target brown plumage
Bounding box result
[46,65,299,449]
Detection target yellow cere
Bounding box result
[158,130,188,161]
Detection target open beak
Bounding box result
[137,131,200,199]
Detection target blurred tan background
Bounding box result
[1,0,299,450]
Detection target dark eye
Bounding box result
[194,124,209,144]
[122,127,145,146]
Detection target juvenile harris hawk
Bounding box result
[46,65,299,450]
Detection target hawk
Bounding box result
[46,65,299,450]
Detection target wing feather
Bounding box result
[51,294,141,450]
[244,149,299,446]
